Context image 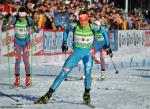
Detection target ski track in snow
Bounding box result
[0,63,150,109]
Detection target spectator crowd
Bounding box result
[0,0,150,30]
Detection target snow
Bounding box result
[0,56,150,109]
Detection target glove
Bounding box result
[62,41,68,53]
[4,13,11,20]
[2,19,8,25]
[103,45,113,58]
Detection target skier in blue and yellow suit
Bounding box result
[1,7,39,87]
[34,10,113,104]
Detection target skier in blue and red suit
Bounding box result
[1,7,39,87]
[34,10,113,104]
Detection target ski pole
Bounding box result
[0,91,19,102]
[64,52,67,61]
[110,57,119,74]
[64,51,68,81]
[30,27,34,85]
[6,31,11,84]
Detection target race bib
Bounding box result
[15,28,29,35]
[74,35,94,45]
[95,34,104,42]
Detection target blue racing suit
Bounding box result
[50,21,110,91]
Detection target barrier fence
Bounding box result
[0,28,43,56]
[0,29,150,56]
[0,29,150,68]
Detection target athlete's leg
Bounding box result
[82,54,93,104]
[23,42,30,76]
[82,54,93,90]
[100,49,106,69]
[14,41,22,85]
[23,42,30,86]
[14,41,22,77]
[100,48,107,80]
[50,49,82,91]
[34,48,91,104]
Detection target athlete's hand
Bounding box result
[62,41,68,53]
[103,45,113,58]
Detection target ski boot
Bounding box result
[80,75,93,80]
[34,91,52,104]
[14,76,20,86]
[26,76,31,87]
[83,92,91,104]
[101,71,106,80]
[64,76,71,81]
[80,75,85,80]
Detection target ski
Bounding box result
[9,84,23,89]
[97,78,106,81]
[53,98,95,108]
[9,84,29,89]
[9,83,32,89]
[97,87,123,91]
[11,99,55,106]
[21,85,32,89]
[48,99,95,108]
[84,103,95,108]
[11,102,33,106]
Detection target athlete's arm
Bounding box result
[1,17,16,31]
[101,27,113,57]
[101,27,110,46]
[63,22,76,42]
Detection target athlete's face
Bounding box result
[79,14,89,28]
[79,20,89,28]
[19,12,27,18]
